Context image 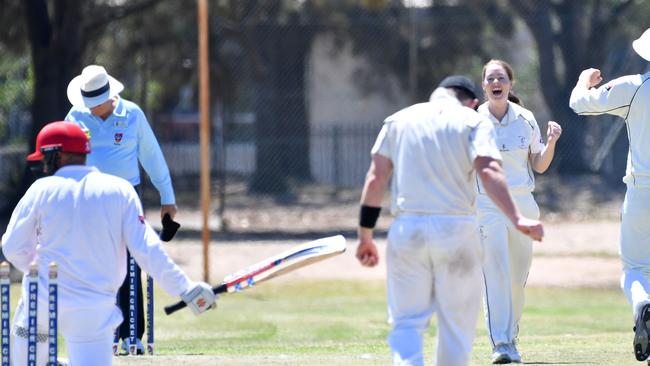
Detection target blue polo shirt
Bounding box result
[65,97,175,205]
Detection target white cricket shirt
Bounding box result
[372,88,501,216]
[570,71,650,187]
[1,165,191,309]
[477,101,544,194]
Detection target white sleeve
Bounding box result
[529,117,545,154]
[370,123,390,158]
[1,187,39,272]
[569,75,637,118]
[121,187,191,296]
[469,115,501,161]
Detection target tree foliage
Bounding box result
[0,0,158,213]
[503,0,645,172]
[2,0,649,204]
[206,0,515,193]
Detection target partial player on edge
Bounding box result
[569,28,650,363]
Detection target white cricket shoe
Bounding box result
[491,343,512,364]
[507,343,522,363]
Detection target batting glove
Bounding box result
[181,282,217,315]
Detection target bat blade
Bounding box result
[223,235,346,292]
[164,235,346,315]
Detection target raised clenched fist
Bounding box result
[547,121,562,145]
[578,68,603,89]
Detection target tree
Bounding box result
[505,0,642,173]
[0,0,158,209]
[249,18,313,193]
[207,1,316,193]
[22,0,160,151]
[211,0,507,193]
[23,0,83,150]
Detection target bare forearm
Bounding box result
[532,143,556,173]
[358,156,392,237]
[360,177,387,206]
[479,161,521,224]
[360,155,392,207]
[475,156,544,241]
[356,155,391,268]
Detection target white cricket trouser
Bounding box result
[11,296,122,366]
[478,192,539,347]
[620,186,650,319]
[386,214,483,366]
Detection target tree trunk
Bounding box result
[273,24,311,180]
[10,0,84,204]
[250,22,312,193]
[24,0,83,149]
[511,0,589,173]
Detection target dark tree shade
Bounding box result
[249,20,313,193]
[24,0,83,150]
[12,0,157,203]
[507,0,638,173]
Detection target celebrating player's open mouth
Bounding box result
[483,62,512,102]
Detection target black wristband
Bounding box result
[359,205,382,229]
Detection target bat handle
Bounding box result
[164,300,187,315]
[164,284,227,315]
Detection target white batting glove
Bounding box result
[181,282,218,315]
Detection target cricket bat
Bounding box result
[164,235,347,315]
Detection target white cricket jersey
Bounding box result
[570,71,650,187]
[1,165,191,310]
[477,101,544,194]
[372,88,501,216]
[65,97,175,204]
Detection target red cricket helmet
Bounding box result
[27,121,91,161]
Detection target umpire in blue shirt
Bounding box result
[65,65,177,354]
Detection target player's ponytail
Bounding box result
[508,92,523,106]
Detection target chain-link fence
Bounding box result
[1,1,648,223]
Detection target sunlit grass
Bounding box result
[5,281,642,365]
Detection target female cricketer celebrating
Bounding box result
[477,59,562,364]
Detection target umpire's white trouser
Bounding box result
[386,214,483,366]
[620,186,650,319]
[11,295,122,366]
[478,192,539,347]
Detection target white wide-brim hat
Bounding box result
[633,28,650,62]
[67,65,124,108]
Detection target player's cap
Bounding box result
[437,75,482,101]
[27,122,91,161]
[633,28,650,62]
[66,65,124,109]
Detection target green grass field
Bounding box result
[7,280,644,365]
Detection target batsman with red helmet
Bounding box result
[1,122,216,366]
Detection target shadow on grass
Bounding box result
[523,362,592,365]
[173,228,387,242]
